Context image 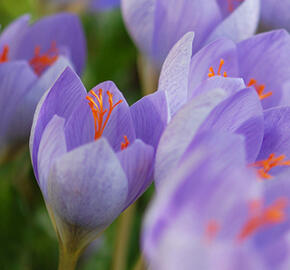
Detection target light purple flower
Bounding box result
[143,131,290,270]
[260,0,290,32]
[0,13,86,156]
[30,67,168,249]
[121,0,259,68]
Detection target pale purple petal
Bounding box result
[91,0,119,10]
[117,139,154,210]
[130,91,168,149]
[158,32,194,116]
[207,0,260,44]
[237,30,290,109]
[47,138,128,230]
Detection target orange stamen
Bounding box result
[208,59,227,78]
[250,153,290,179]
[228,0,244,12]
[205,220,220,242]
[238,198,287,241]
[247,78,272,100]
[0,45,9,63]
[86,89,123,140]
[121,135,130,150]
[29,41,59,76]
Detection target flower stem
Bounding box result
[132,255,146,270]
[58,245,81,270]
[111,203,136,270]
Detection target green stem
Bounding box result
[111,203,136,270]
[58,245,81,270]
[132,256,146,270]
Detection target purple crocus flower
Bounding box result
[121,0,259,68]
[30,67,167,255]
[260,0,290,32]
[143,131,290,270]
[0,13,86,157]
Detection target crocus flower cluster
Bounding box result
[121,0,259,68]
[30,67,167,254]
[0,13,86,158]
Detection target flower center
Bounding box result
[237,198,287,241]
[227,0,244,12]
[86,89,123,140]
[121,135,130,150]
[0,45,9,63]
[208,59,227,78]
[29,41,59,76]
[250,153,290,179]
[247,79,272,100]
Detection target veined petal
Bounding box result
[130,91,168,149]
[46,138,128,231]
[158,32,194,116]
[117,139,154,210]
[155,88,228,186]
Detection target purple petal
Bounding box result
[15,13,86,74]
[130,91,168,149]
[207,0,260,44]
[199,88,264,162]
[237,30,290,109]
[188,38,239,95]
[155,88,228,185]
[91,0,120,10]
[30,67,87,180]
[47,138,128,231]
[152,0,221,64]
[117,139,154,210]
[0,61,36,152]
[37,115,67,198]
[121,0,156,58]
[0,15,30,59]
[158,32,194,116]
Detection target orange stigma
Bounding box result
[250,153,290,179]
[86,89,123,140]
[208,59,227,78]
[121,135,130,150]
[205,220,220,242]
[247,79,272,100]
[228,0,244,12]
[29,41,59,76]
[238,198,287,241]
[0,45,9,63]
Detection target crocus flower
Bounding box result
[121,0,259,68]
[260,0,290,32]
[0,13,86,158]
[143,131,290,270]
[29,67,167,263]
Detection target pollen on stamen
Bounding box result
[121,135,130,150]
[86,89,123,141]
[250,153,290,179]
[227,0,244,12]
[0,45,9,63]
[29,41,59,76]
[247,78,272,100]
[208,59,227,78]
[237,198,287,241]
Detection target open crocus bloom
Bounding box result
[144,132,290,270]
[0,13,86,156]
[30,67,168,252]
[158,30,290,117]
[260,0,290,32]
[121,0,259,68]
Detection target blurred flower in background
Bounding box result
[0,13,86,160]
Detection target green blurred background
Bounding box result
[0,0,151,269]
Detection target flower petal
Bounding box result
[117,139,154,210]
[130,91,168,149]
[15,13,86,74]
[158,32,194,116]
[155,88,228,185]
[207,0,260,44]
[46,138,128,231]
[237,30,290,109]
[30,67,86,180]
